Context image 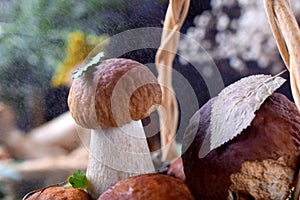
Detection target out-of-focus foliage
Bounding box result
[0,0,70,129]
[51,31,109,87]
[0,0,165,130]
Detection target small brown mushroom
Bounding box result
[182,93,300,199]
[167,157,185,181]
[98,173,194,200]
[25,186,91,200]
[68,58,162,198]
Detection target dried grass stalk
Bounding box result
[264,0,300,109]
[155,0,190,162]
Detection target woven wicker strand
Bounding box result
[155,0,190,162]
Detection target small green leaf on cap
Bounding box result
[68,169,87,189]
[72,51,105,79]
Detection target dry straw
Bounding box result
[155,0,190,162]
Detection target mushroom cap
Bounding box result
[26,186,91,200]
[98,173,194,200]
[68,58,162,128]
[182,93,300,200]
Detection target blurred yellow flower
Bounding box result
[51,31,109,87]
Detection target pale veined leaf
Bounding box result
[199,74,286,158]
[72,51,105,79]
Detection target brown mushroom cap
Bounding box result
[98,173,194,200]
[26,186,91,200]
[68,58,162,128]
[182,93,300,200]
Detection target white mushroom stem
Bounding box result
[86,120,155,199]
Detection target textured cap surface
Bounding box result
[182,93,300,200]
[26,186,91,200]
[68,58,162,128]
[98,173,194,200]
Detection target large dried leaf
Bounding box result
[199,74,285,158]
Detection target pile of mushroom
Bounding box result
[21,0,194,199]
[21,0,300,199]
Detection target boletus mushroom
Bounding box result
[25,186,91,200]
[68,58,162,198]
[182,93,300,199]
[98,173,194,200]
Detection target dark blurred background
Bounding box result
[0,0,295,132]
